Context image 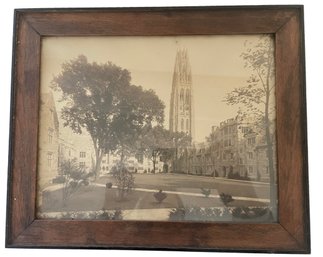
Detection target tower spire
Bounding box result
[169,48,194,141]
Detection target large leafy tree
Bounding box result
[139,126,191,173]
[224,36,276,209]
[51,55,164,176]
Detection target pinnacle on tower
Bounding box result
[169,49,194,140]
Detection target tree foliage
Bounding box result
[224,35,276,210]
[51,55,165,175]
[138,125,191,172]
[59,158,93,203]
[111,162,135,201]
[225,35,275,125]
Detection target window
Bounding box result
[48,128,53,144]
[241,127,250,134]
[186,119,189,131]
[80,152,86,158]
[224,139,233,147]
[248,152,254,159]
[239,158,243,164]
[223,127,229,135]
[79,162,85,168]
[185,89,190,105]
[248,166,254,174]
[248,137,256,145]
[181,118,184,131]
[47,152,53,167]
[180,88,184,110]
[68,150,71,156]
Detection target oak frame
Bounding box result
[6,6,310,253]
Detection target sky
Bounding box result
[41,35,273,142]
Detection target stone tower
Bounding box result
[169,49,194,140]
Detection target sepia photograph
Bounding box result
[36,34,278,222]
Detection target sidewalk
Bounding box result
[92,183,270,203]
[164,172,271,186]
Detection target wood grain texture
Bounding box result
[6,6,310,253]
[6,12,40,245]
[276,9,310,250]
[22,7,296,36]
[13,220,300,251]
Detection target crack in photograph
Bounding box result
[36,35,278,222]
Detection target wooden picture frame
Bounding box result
[6,6,310,253]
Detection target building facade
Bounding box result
[38,92,60,190]
[169,49,194,139]
[77,145,95,172]
[99,153,163,174]
[176,116,276,182]
[58,137,76,172]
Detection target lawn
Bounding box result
[39,183,267,214]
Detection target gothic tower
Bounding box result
[169,49,194,140]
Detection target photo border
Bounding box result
[6,6,310,253]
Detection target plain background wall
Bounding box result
[0,0,321,256]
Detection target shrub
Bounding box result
[220,193,234,206]
[168,206,272,222]
[69,181,78,189]
[81,180,90,186]
[59,159,94,203]
[200,188,211,198]
[169,207,231,221]
[232,207,270,219]
[95,209,123,220]
[154,189,167,203]
[58,210,123,220]
[52,175,66,184]
[106,182,113,188]
[112,163,135,200]
[227,172,251,181]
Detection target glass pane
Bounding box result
[37,35,277,222]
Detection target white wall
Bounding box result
[1,0,321,256]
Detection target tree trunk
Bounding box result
[263,70,276,218]
[152,152,156,173]
[264,51,277,218]
[94,146,103,179]
[120,145,125,164]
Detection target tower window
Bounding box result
[186,119,189,131]
[180,89,184,110]
[248,137,256,145]
[181,119,184,131]
[185,89,190,105]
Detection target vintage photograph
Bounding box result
[36,35,277,222]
